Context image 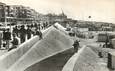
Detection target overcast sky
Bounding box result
[1,0,115,23]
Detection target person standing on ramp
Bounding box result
[73,40,79,53]
[35,29,43,40]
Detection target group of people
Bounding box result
[0,22,81,52]
[12,23,48,43]
[0,23,47,51]
[0,29,11,49]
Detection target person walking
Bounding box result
[38,23,41,30]
[13,26,19,37]
[98,44,103,58]
[19,25,26,43]
[8,33,19,51]
[26,26,32,39]
[35,29,43,40]
[5,29,11,49]
[3,29,6,48]
[73,40,79,53]
[0,31,2,49]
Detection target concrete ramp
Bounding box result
[25,48,74,71]
[7,27,73,71]
[54,23,67,35]
[0,36,40,71]
[0,26,53,71]
[54,22,66,30]
[62,46,107,71]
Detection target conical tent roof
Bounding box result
[7,27,73,71]
[62,46,109,71]
[0,26,54,71]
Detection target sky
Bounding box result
[1,0,115,23]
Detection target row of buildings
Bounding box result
[69,20,115,31]
[0,2,40,26]
[0,2,77,27]
[0,2,114,31]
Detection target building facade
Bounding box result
[0,2,40,25]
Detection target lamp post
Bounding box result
[4,6,7,27]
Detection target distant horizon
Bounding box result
[0,0,115,23]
